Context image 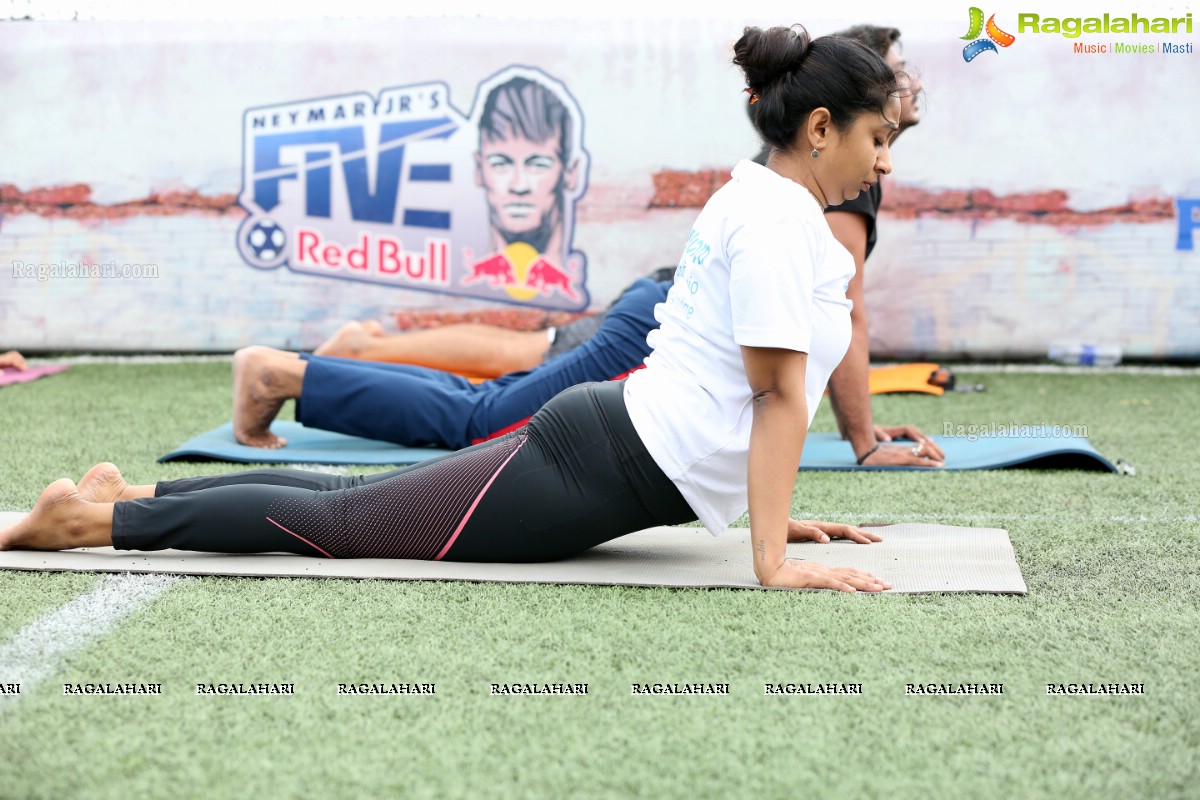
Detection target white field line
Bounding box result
[0,573,183,707]
[934,363,1200,377]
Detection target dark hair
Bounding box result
[833,24,901,59]
[734,25,897,153]
[479,77,572,163]
[835,24,922,127]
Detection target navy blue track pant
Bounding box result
[295,278,669,449]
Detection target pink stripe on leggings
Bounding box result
[435,437,527,561]
[266,516,335,559]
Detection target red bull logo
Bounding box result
[294,229,450,285]
[463,242,577,301]
[462,251,516,287]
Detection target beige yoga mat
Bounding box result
[0,516,1026,594]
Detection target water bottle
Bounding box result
[1048,343,1122,366]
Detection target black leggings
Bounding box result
[113,380,696,562]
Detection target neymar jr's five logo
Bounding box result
[237,66,591,310]
[961,7,1016,61]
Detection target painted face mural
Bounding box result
[479,135,565,249]
[464,72,587,304]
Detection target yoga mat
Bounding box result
[0,364,69,387]
[799,432,1117,472]
[0,520,1026,594]
[160,422,1117,472]
[158,422,452,465]
[867,363,944,395]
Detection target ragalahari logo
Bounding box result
[961,7,1016,61]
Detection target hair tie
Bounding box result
[743,87,759,105]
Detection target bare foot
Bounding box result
[232,346,293,449]
[314,320,384,358]
[0,479,97,551]
[0,349,27,370]
[78,462,129,503]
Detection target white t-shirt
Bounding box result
[624,159,855,535]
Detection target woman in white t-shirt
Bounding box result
[4,25,897,593]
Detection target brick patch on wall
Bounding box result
[390,309,588,332]
[0,184,241,219]
[5,179,1177,226]
[649,170,1176,224]
[649,170,733,209]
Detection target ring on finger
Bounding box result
[911,443,925,457]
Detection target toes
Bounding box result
[235,432,287,449]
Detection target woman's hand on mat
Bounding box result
[787,519,882,545]
[0,350,27,370]
[759,559,891,592]
[872,425,946,463]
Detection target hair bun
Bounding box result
[733,25,811,92]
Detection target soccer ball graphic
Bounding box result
[247,220,286,261]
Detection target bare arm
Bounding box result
[824,212,876,459]
[824,212,945,467]
[742,346,808,583]
[741,345,890,592]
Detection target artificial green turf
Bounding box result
[0,571,99,642]
[0,362,1198,799]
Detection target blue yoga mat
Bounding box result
[159,422,453,466]
[160,422,1117,472]
[798,432,1116,472]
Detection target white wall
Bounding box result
[2,5,1198,357]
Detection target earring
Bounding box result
[810,149,819,158]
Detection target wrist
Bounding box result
[754,556,787,585]
[856,444,881,465]
[849,429,878,457]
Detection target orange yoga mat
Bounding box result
[466,363,949,391]
[867,363,945,396]
[432,362,945,391]
[459,362,945,391]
